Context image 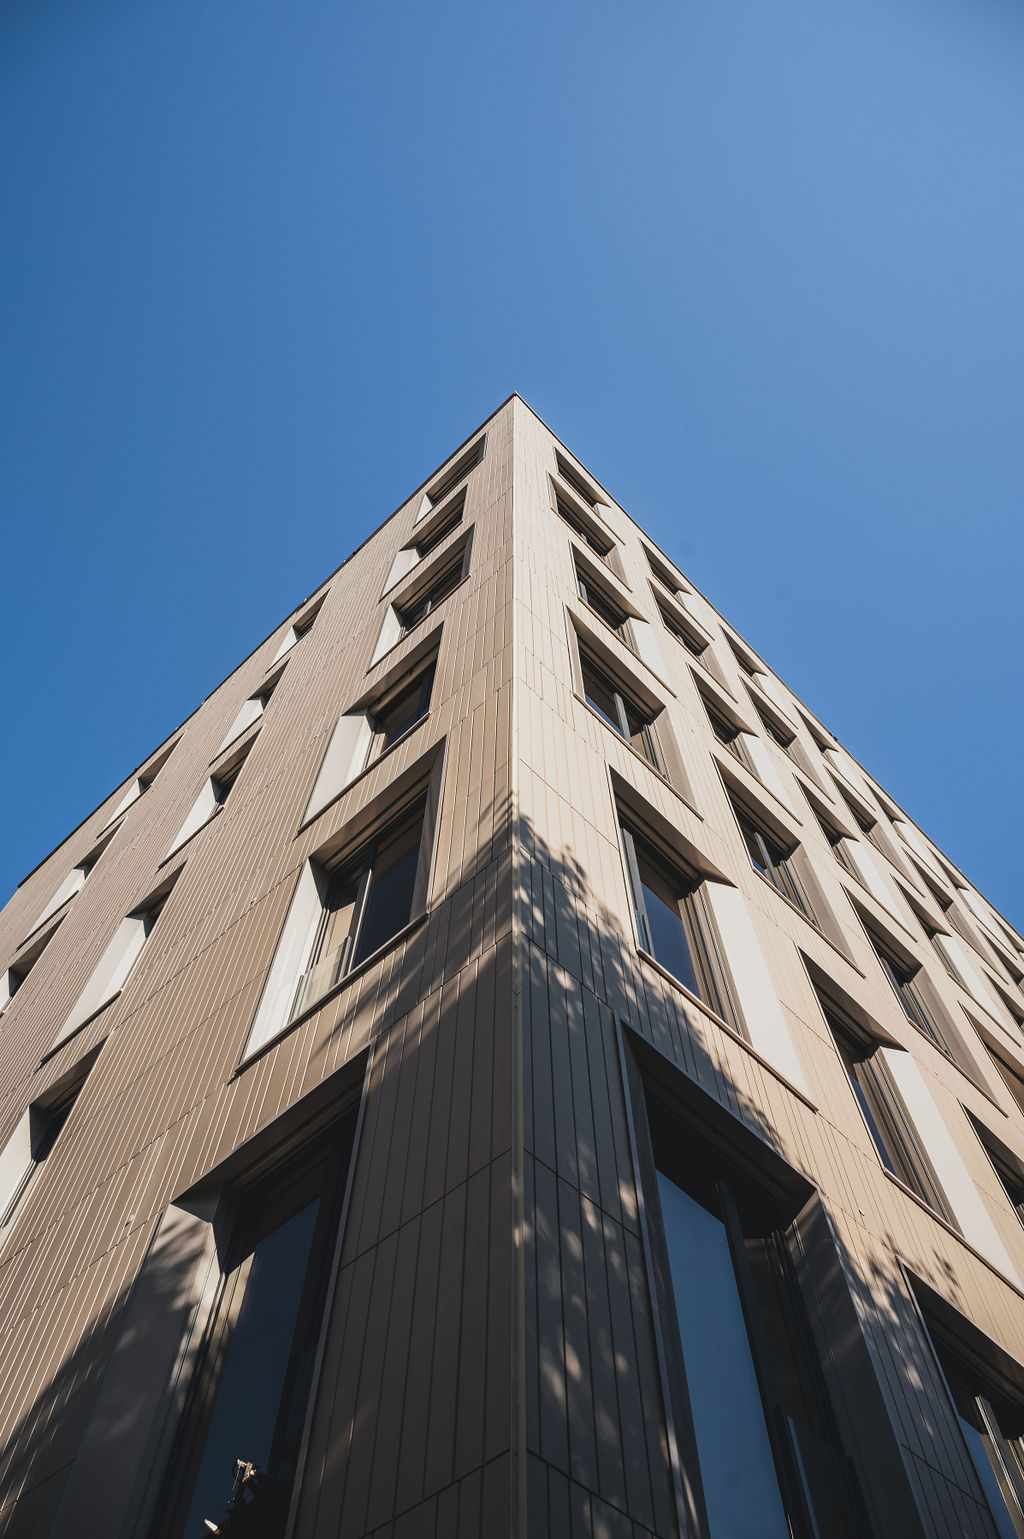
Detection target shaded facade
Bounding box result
[2,395,1024,1537]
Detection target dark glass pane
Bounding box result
[581,662,624,735]
[373,665,434,752]
[352,819,422,965]
[656,1173,790,1539]
[638,869,700,999]
[181,1199,320,1539]
[957,1411,1021,1539]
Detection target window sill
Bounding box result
[235,910,430,1072]
[16,910,68,954]
[574,693,702,822]
[297,713,431,834]
[635,945,818,1112]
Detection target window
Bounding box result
[698,688,757,774]
[101,739,178,831]
[812,803,860,878]
[971,1117,1024,1232]
[984,1040,1024,1118]
[289,800,431,1024]
[916,1294,1024,1539]
[30,849,102,934]
[153,1111,356,1539]
[554,489,615,563]
[656,596,707,658]
[395,548,467,634]
[367,658,436,759]
[870,929,949,1052]
[575,560,635,649]
[424,436,484,509]
[1,920,64,1015]
[166,742,252,857]
[727,637,761,679]
[216,673,281,757]
[753,701,795,755]
[642,545,683,596]
[580,653,664,773]
[620,822,736,1023]
[271,597,325,665]
[555,451,600,507]
[823,1004,955,1223]
[645,1096,870,1539]
[0,1051,97,1245]
[833,782,886,855]
[733,803,816,922]
[55,885,173,1049]
[410,490,465,559]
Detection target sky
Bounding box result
[2,0,1023,926]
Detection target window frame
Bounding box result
[733,803,817,924]
[620,821,738,1029]
[579,651,666,774]
[823,1002,957,1225]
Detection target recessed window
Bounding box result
[54,883,174,1050]
[580,653,665,774]
[869,929,949,1052]
[810,802,860,878]
[832,782,886,855]
[424,436,484,509]
[620,822,736,1024]
[153,1110,356,1539]
[644,1095,871,1539]
[752,701,795,755]
[984,1039,1024,1118]
[972,1116,1024,1233]
[727,637,762,679]
[698,688,757,774]
[554,489,615,564]
[289,800,433,1025]
[1,919,65,1015]
[216,673,281,758]
[367,658,436,759]
[395,548,467,635]
[101,740,178,831]
[732,802,816,922]
[167,741,252,857]
[408,490,466,562]
[822,1002,955,1223]
[271,596,325,665]
[915,1295,1024,1539]
[656,596,707,658]
[555,451,600,507]
[642,545,683,596]
[0,1051,98,1244]
[30,852,100,933]
[575,559,635,650]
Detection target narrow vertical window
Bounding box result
[620,823,736,1025]
[156,1115,355,1539]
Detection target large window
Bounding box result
[916,1292,1024,1539]
[733,802,816,923]
[823,1003,955,1224]
[620,822,736,1024]
[290,802,429,1022]
[154,1112,355,1539]
[580,654,665,774]
[646,1098,870,1539]
[0,1049,98,1248]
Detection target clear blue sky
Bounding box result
[3,0,1022,926]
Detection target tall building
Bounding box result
[3,395,1024,1539]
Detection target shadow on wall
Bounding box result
[0,795,1001,1538]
